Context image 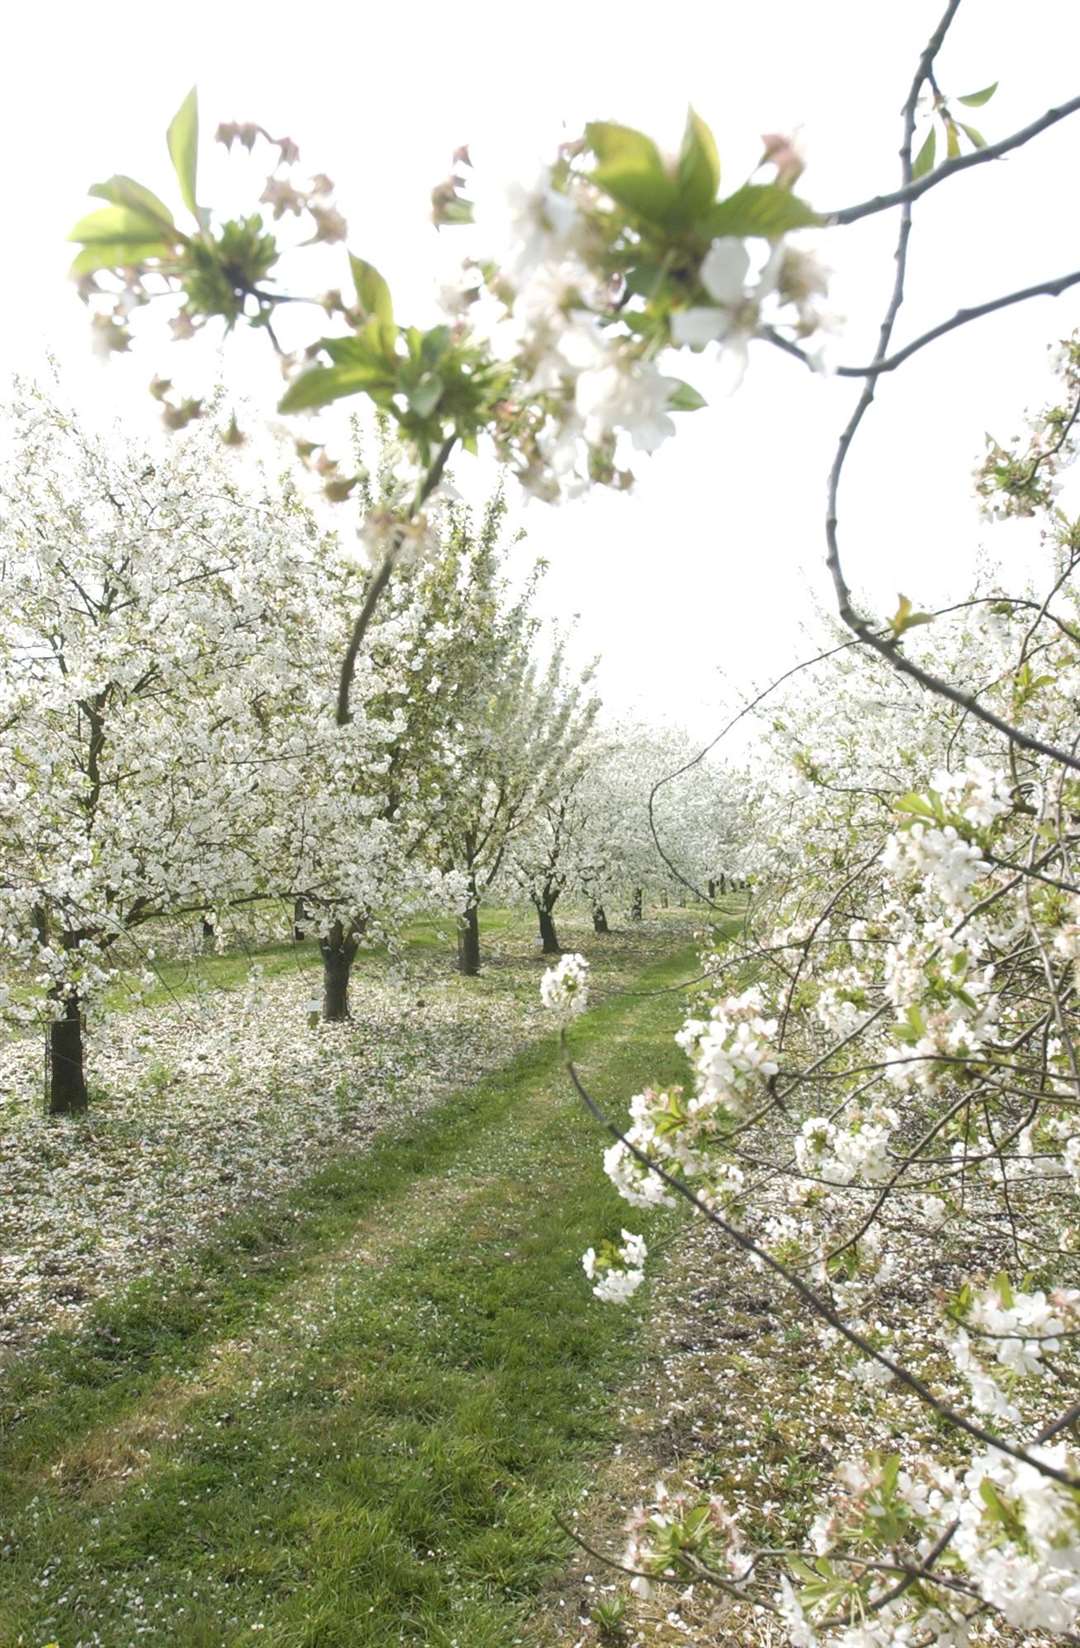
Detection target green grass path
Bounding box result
[0,943,698,1648]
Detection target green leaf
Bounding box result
[408,374,444,418]
[889,593,934,637]
[439,198,475,226]
[676,108,720,219]
[70,205,171,245]
[957,122,987,150]
[420,325,452,367]
[167,87,200,220]
[349,256,394,326]
[945,119,961,160]
[279,362,393,414]
[992,1270,1015,1308]
[324,321,399,371]
[698,183,820,239]
[586,121,680,225]
[958,82,998,107]
[667,380,707,412]
[69,241,174,278]
[89,175,176,231]
[912,126,936,179]
[623,263,664,298]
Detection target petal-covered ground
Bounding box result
[0,911,698,1357]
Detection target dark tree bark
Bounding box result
[200,915,215,949]
[707,879,717,901]
[537,905,561,954]
[48,991,88,1116]
[592,903,610,935]
[457,904,481,976]
[631,888,643,922]
[720,872,728,893]
[293,897,311,942]
[320,921,359,1021]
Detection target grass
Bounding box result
[102,906,522,1011]
[0,936,705,1648]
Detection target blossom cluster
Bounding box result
[69,92,832,509]
[539,950,590,1019]
[582,1230,648,1304]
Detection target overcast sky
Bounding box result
[3,0,1079,739]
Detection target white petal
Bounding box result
[670,306,731,348]
[701,237,750,305]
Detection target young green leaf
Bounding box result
[69,240,173,278]
[676,108,720,219]
[958,122,987,150]
[408,374,444,418]
[945,119,962,160]
[89,176,177,232]
[167,87,200,220]
[889,594,934,637]
[667,380,708,412]
[958,82,998,107]
[912,126,936,179]
[70,205,172,245]
[586,121,680,225]
[699,183,820,239]
[323,327,399,374]
[279,360,394,414]
[349,256,394,326]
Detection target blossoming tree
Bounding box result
[0,382,342,1111]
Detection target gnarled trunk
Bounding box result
[537,905,560,955]
[592,903,610,935]
[457,903,481,976]
[49,991,88,1116]
[631,888,643,922]
[320,921,359,1022]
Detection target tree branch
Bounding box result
[838,269,1080,377]
[825,92,1080,226]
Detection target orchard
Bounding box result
[0,3,1078,1645]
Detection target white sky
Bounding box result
[3,0,1080,740]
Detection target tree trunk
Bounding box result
[457,904,481,976]
[200,915,215,950]
[720,872,727,893]
[48,992,88,1116]
[631,888,643,922]
[707,879,717,901]
[592,903,610,935]
[320,922,358,1022]
[293,897,311,942]
[537,905,561,955]
[660,888,669,908]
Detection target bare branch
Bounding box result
[825,93,1080,226]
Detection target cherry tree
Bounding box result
[428,589,597,975]
[502,750,600,954]
[0,380,345,1111]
